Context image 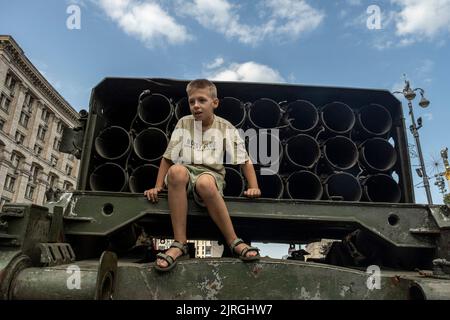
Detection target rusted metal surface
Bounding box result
[10,252,117,300]
[0,204,51,258]
[94,251,117,300]
[1,200,449,299]
[10,262,99,300]
[410,279,450,300]
[0,251,31,299]
[38,243,75,267]
[5,257,450,300]
[116,258,411,300]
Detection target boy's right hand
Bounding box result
[144,187,162,203]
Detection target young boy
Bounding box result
[144,79,261,272]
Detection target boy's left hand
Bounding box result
[244,188,261,198]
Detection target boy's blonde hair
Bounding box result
[186,79,217,99]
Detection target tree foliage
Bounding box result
[444,193,450,205]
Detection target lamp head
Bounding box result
[419,95,430,108]
[403,80,416,100]
[404,87,416,100]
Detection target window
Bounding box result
[50,155,58,167]
[23,92,34,111]
[41,107,50,122]
[48,173,58,188]
[37,125,47,141]
[25,184,35,200]
[19,112,29,128]
[30,164,40,183]
[5,72,17,91]
[53,138,61,151]
[34,144,43,156]
[4,175,16,192]
[15,131,25,144]
[63,181,73,191]
[0,118,5,131]
[205,246,212,256]
[10,152,22,168]
[65,164,73,176]
[0,93,11,113]
[0,197,11,210]
[57,121,65,134]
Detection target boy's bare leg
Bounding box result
[156,165,190,268]
[195,174,258,258]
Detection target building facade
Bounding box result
[305,239,335,260]
[0,35,80,210]
[155,239,223,258]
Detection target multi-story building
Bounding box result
[193,240,223,258]
[305,239,335,260]
[155,239,223,258]
[0,35,80,209]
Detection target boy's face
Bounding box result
[188,88,219,123]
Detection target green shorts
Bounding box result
[164,164,225,206]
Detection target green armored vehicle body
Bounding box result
[1,78,449,300]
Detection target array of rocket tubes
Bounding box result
[90,90,401,203]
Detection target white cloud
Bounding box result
[208,61,285,83]
[264,0,324,37]
[398,37,416,46]
[205,57,225,69]
[96,0,192,46]
[393,0,450,38]
[178,0,324,45]
[177,0,266,44]
[342,0,450,48]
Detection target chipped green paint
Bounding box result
[113,258,416,300]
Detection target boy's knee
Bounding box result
[167,165,189,186]
[195,175,218,199]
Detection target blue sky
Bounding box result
[1,0,449,257]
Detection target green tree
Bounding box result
[444,193,450,205]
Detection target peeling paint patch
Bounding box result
[300,287,311,299]
[207,261,220,268]
[340,285,351,297]
[196,269,224,300]
[251,264,263,277]
[313,282,321,300]
[69,196,78,217]
[391,276,401,286]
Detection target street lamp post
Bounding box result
[394,79,433,204]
